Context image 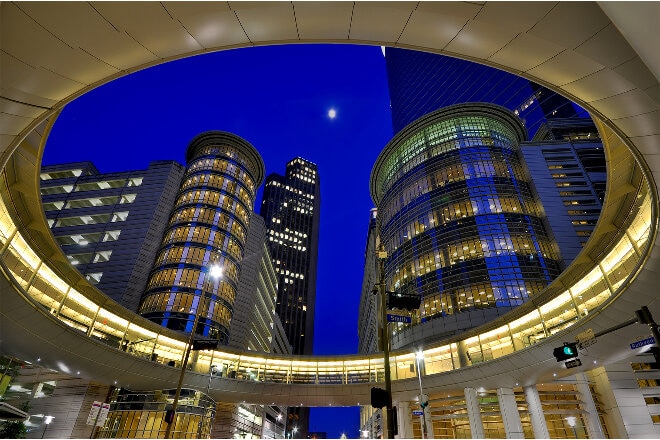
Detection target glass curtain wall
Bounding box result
[138,132,265,344]
[370,103,562,325]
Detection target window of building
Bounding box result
[40,169,84,180]
[74,179,128,192]
[86,272,103,284]
[42,201,65,211]
[40,185,74,195]
[67,253,93,265]
[93,250,113,263]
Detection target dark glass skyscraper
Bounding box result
[260,157,320,438]
[384,47,587,138]
[260,157,321,356]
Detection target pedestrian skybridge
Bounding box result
[0,117,656,407]
[0,1,658,409]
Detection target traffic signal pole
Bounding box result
[378,247,395,439]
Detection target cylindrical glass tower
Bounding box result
[139,131,265,344]
[370,103,562,325]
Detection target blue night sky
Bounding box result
[42,44,394,438]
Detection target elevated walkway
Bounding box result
[0,1,658,409]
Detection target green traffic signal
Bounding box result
[553,342,579,361]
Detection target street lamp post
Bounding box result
[41,415,53,439]
[377,245,395,439]
[415,351,428,439]
[164,265,222,439]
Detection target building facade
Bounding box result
[138,131,265,344]
[260,157,321,356]
[357,208,380,356]
[219,212,289,439]
[370,103,563,347]
[40,161,185,312]
[384,47,588,138]
[520,118,606,264]
[259,157,321,438]
[36,132,293,438]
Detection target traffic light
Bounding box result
[164,409,175,424]
[419,394,429,409]
[388,292,421,311]
[636,306,655,325]
[553,342,578,362]
[191,338,219,351]
[371,387,388,408]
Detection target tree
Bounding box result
[0,402,30,439]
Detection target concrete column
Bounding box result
[575,373,605,438]
[458,340,470,368]
[424,406,434,439]
[523,385,550,438]
[464,387,485,438]
[396,401,413,439]
[497,388,524,438]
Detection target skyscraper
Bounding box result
[260,157,321,356]
[139,131,265,344]
[40,160,184,312]
[259,157,321,438]
[384,47,587,138]
[370,103,563,347]
[520,118,606,265]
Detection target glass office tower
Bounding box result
[384,47,587,138]
[139,131,265,344]
[370,103,562,341]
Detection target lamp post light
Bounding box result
[415,351,429,439]
[566,416,578,438]
[164,264,222,439]
[41,415,54,439]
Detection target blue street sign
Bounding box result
[630,336,655,349]
[387,314,412,323]
[412,410,423,416]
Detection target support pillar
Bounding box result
[424,405,434,439]
[575,373,605,438]
[464,387,485,439]
[497,388,524,438]
[396,401,413,439]
[523,385,550,438]
[457,340,470,368]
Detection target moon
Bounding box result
[328,108,337,119]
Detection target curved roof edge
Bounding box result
[185,130,266,187]
[370,102,527,205]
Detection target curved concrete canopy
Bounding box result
[1,1,659,407]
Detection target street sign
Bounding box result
[576,329,596,349]
[98,403,110,425]
[630,336,655,350]
[86,401,110,427]
[412,410,423,416]
[86,401,101,426]
[387,314,411,323]
[565,358,582,369]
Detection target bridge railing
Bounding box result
[0,122,654,387]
